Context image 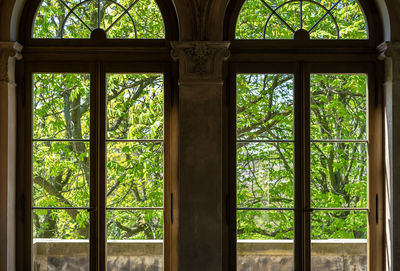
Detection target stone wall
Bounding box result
[33,239,367,270]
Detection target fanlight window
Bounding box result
[236,0,368,39]
[33,0,165,39]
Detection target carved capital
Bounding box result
[0,42,23,84]
[377,42,400,61]
[171,41,230,85]
[378,42,400,84]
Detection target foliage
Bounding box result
[236,73,367,241]
[33,73,164,240]
[236,0,368,39]
[33,0,165,39]
[32,0,368,245]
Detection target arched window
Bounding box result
[33,0,165,39]
[235,0,368,39]
[225,0,383,270]
[17,1,178,270]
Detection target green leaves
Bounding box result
[33,0,165,39]
[236,0,368,40]
[33,209,89,239]
[237,142,294,208]
[33,141,90,208]
[236,73,367,241]
[33,73,90,140]
[107,210,163,240]
[310,74,367,209]
[237,210,294,240]
[237,74,294,140]
[107,74,163,140]
[107,142,164,208]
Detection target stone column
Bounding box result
[171,41,230,271]
[378,41,400,271]
[0,41,22,271]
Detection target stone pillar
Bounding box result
[171,41,229,271]
[378,41,400,271]
[0,41,22,271]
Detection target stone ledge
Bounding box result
[33,239,367,257]
[33,240,367,271]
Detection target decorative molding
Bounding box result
[171,41,230,85]
[377,41,400,61]
[0,42,23,84]
[378,42,400,84]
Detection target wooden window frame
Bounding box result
[226,61,384,270]
[224,0,385,270]
[15,1,179,270]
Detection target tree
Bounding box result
[31,0,368,244]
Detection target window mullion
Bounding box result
[294,63,311,271]
[90,63,107,271]
[304,65,311,271]
[90,63,99,270]
[99,64,107,271]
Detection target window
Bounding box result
[226,0,383,270]
[235,0,368,40]
[18,0,178,270]
[33,0,165,39]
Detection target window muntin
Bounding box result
[33,0,165,39]
[235,0,368,40]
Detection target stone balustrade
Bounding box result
[33,239,367,270]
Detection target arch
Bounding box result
[17,0,179,43]
[2,0,392,42]
[223,0,389,43]
[235,0,367,40]
[32,0,163,39]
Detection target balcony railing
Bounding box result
[33,239,367,270]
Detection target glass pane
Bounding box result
[236,74,294,140]
[69,0,98,31]
[128,0,165,39]
[237,142,294,208]
[33,209,89,270]
[304,2,337,39]
[311,210,367,270]
[103,0,165,39]
[107,142,163,208]
[237,210,294,270]
[311,74,367,140]
[101,1,134,38]
[235,0,368,40]
[264,16,294,39]
[107,210,163,270]
[33,73,90,140]
[330,0,368,39]
[33,0,68,38]
[235,0,272,39]
[311,142,367,208]
[33,141,90,207]
[272,1,300,36]
[63,15,92,39]
[33,0,165,39]
[106,73,164,140]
